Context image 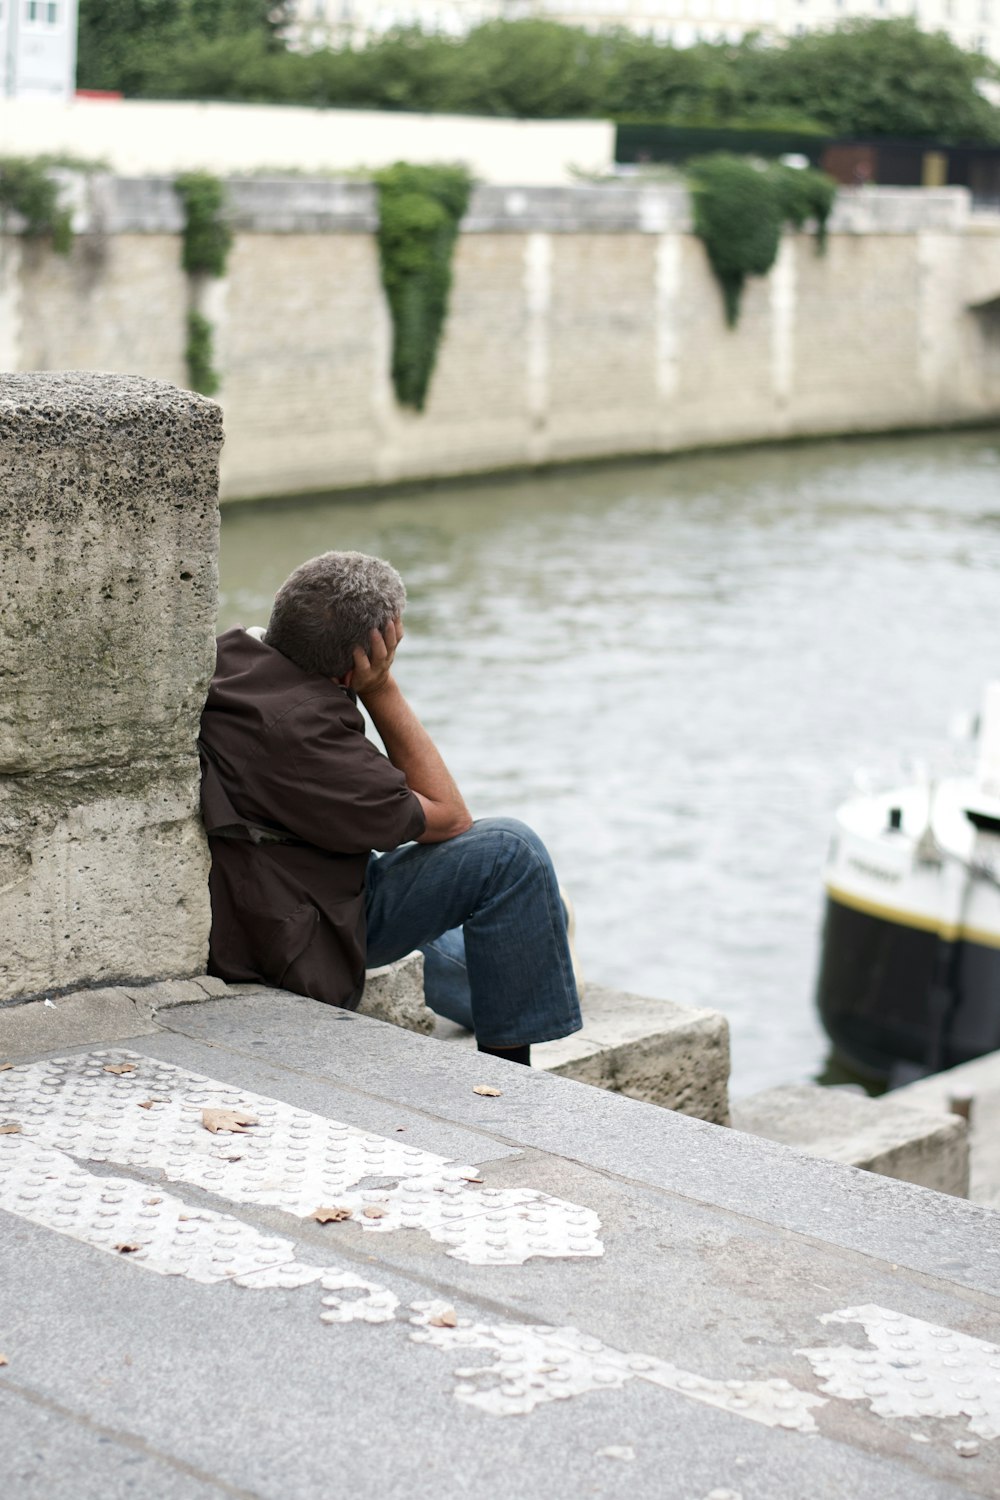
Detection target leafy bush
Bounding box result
[175,171,232,277]
[375,163,473,411]
[0,157,73,252]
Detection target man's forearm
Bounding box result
[360,674,472,842]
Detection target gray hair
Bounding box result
[265,551,406,679]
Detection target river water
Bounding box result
[218,431,1000,1097]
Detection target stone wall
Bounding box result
[4,179,1000,502]
[0,373,222,1002]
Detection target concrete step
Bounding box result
[730,1083,970,1197]
[434,981,731,1126]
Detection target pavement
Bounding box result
[1,984,999,1500]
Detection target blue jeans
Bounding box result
[364,817,582,1048]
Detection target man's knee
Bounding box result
[468,816,556,875]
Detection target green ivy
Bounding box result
[175,172,231,397]
[185,310,220,396]
[769,162,837,252]
[375,163,473,412]
[175,171,232,277]
[687,154,837,326]
[0,156,73,253]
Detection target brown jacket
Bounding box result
[198,627,425,1006]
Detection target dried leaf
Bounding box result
[473,1085,502,1097]
[0,1124,21,1135]
[104,1063,136,1075]
[428,1309,457,1328]
[362,1206,387,1220]
[114,1242,141,1254]
[137,1097,169,1110]
[0,1063,13,1072]
[221,1154,243,1163]
[201,1108,258,1135]
[0,1353,8,1365]
[311,1206,353,1224]
[144,1197,162,1206]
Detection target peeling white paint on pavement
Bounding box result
[0,1050,603,1265]
[799,1305,1000,1442]
[409,1303,825,1430]
[0,1133,399,1320]
[3,1053,999,1449]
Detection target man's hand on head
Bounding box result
[347,613,471,841]
[346,616,403,700]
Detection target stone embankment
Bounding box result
[3,180,1000,500]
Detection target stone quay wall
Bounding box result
[5,178,1000,502]
[0,373,222,1002]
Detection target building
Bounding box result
[291,0,1000,64]
[1,0,78,101]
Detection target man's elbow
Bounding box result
[416,806,474,844]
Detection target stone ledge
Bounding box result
[62,175,975,240]
[0,976,229,1059]
[0,957,433,1063]
[435,982,730,1125]
[730,1083,970,1198]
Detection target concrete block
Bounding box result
[0,372,221,776]
[0,373,222,1001]
[360,952,433,1035]
[435,983,730,1125]
[893,1051,1000,1209]
[731,1083,969,1197]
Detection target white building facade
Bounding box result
[1,0,78,101]
[292,0,1000,64]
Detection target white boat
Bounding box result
[815,682,1000,1086]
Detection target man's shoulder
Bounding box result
[207,628,361,738]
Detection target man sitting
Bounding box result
[198,550,581,1066]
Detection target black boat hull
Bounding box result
[816,892,1000,1082]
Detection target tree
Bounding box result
[77,0,292,93]
[75,12,1000,147]
[731,21,1000,143]
[453,21,615,118]
[604,37,738,123]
